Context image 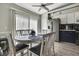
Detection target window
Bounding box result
[16,14,29,30]
[30,16,38,34]
[16,14,29,36]
[15,14,38,35]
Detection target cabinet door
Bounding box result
[53,14,60,18]
[60,14,67,24]
[67,13,75,24]
[75,12,79,24]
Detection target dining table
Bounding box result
[15,35,43,56]
[15,35,43,43]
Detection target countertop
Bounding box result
[60,30,75,31]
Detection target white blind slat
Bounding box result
[16,14,28,30]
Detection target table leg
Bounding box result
[29,43,32,56]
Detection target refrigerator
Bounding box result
[51,18,60,41]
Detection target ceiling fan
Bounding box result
[32,3,54,12]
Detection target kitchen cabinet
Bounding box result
[60,14,67,24]
[53,12,76,24]
[53,14,60,19]
[67,13,75,24]
[59,31,75,43]
[75,31,79,45]
[75,12,79,24]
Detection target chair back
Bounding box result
[40,32,55,56]
[0,32,15,56]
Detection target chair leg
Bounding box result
[53,43,55,56]
[29,43,32,56]
[29,50,33,56]
[26,48,29,56]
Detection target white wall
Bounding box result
[41,13,54,33]
[0,4,10,32]
[41,13,48,30]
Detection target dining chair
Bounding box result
[0,32,29,56]
[29,32,55,56]
[0,37,9,56]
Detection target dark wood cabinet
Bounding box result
[59,31,75,43]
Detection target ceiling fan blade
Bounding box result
[43,6,49,11]
[38,7,41,11]
[44,3,54,6]
[32,5,41,7]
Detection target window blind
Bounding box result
[16,14,29,30]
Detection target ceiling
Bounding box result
[15,3,71,15]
